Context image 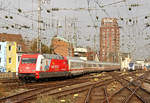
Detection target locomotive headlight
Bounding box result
[26,67,30,69]
[36,72,39,75]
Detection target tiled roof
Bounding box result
[0,33,29,52]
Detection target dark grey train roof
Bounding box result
[67,57,85,61]
[43,54,64,60]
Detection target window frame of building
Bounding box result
[9,45,11,51]
[18,45,22,51]
[0,57,1,64]
[9,58,11,64]
[0,45,1,51]
[18,56,21,62]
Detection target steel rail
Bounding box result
[84,85,95,103]
[104,86,109,103]
[102,71,148,103]
[114,75,147,103]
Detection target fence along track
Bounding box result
[0,72,17,79]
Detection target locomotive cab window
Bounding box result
[21,58,37,64]
[41,59,43,64]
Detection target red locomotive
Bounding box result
[18,54,120,81]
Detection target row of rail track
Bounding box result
[0,69,150,103]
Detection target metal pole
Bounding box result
[73,18,77,47]
[37,0,41,53]
[57,20,58,36]
[94,34,96,60]
[65,16,66,37]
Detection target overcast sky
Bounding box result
[0,0,150,60]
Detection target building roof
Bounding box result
[0,42,6,45]
[0,33,29,52]
[53,36,69,43]
[74,47,87,53]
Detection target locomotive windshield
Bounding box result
[21,58,37,64]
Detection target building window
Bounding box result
[9,46,11,51]
[0,57,1,64]
[0,45,1,51]
[18,56,21,62]
[18,45,22,51]
[9,58,11,64]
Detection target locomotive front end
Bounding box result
[18,54,39,81]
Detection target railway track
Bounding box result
[57,70,150,103]
[0,72,113,103]
[102,70,150,103]
[0,70,149,103]
[0,72,110,90]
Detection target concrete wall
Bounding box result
[0,72,17,78]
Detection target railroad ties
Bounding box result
[0,70,150,103]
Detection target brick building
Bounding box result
[50,36,74,57]
[100,18,120,63]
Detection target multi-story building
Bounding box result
[0,42,7,72]
[50,36,74,57]
[6,42,17,72]
[0,42,17,72]
[100,18,120,63]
